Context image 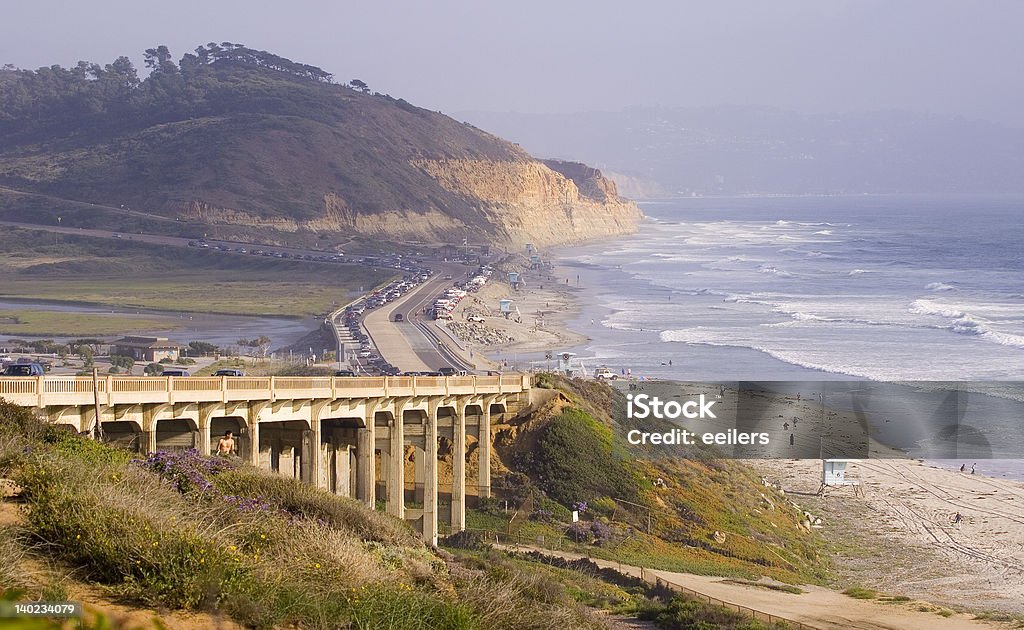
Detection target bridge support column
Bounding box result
[451,403,466,533]
[305,401,328,488]
[144,428,157,454]
[388,401,407,519]
[356,423,375,507]
[479,400,493,499]
[197,403,215,457]
[247,421,260,466]
[423,400,439,546]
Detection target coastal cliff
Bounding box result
[0,44,641,247]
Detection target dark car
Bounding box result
[160,369,190,377]
[437,367,457,377]
[393,313,404,322]
[2,363,45,376]
[334,370,356,377]
[214,369,245,377]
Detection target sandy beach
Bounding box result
[757,458,1024,614]
[438,255,588,369]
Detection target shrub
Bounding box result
[522,408,641,506]
[144,362,163,375]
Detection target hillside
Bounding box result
[0,43,640,247]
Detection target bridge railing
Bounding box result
[0,373,531,408]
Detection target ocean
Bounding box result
[558,194,1024,383]
[554,194,1024,478]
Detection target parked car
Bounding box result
[160,369,190,376]
[437,367,458,377]
[2,363,45,376]
[467,315,485,323]
[214,369,245,377]
[334,370,356,377]
[594,366,618,381]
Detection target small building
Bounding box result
[112,336,183,362]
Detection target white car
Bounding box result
[594,367,618,380]
[467,315,485,323]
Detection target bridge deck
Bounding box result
[0,374,530,408]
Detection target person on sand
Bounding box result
[217,430,236,457]
[960,463,966,472]
[953,511,963,524]
[971,463,976,474]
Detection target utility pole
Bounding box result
[91,367,103,440]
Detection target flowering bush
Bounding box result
[531,508,556,523]
[135,449,237,494]
[566,519,614,546]
[572,501,588,514]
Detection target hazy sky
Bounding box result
[2,0,1023,126]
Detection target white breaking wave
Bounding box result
[909,299,1024,349]
[925,282,956,292]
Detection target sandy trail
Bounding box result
[759,458,1024,614]
[509,545,999,630]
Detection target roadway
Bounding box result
[362,265,478,373]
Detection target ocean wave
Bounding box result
[814,229,834,235]
[909,300,1024,349]
[849,269,873,275]
[925,282,956,292]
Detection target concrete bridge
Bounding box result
[0,373,532,544]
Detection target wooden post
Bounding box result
[91,368,103,440]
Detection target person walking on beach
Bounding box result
[971,463,976,474]
[953,511,963,524]
[217,430,236,457]
[960,463,966,472]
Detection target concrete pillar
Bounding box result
[306,403,326,488]
[451,405,466,532]
[413,449,425,504]
[388,407,405,519]
[479,403,492,499]
[144,428,157,454]
[423,404,439,546]
[246,404,263,467]
[356,425,375,507]
[198,420,212,456]
[333,442,351,497]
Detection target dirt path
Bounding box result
[505,545,1004,630]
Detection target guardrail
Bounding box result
[0,374,531,408]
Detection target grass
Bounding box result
[0,229,395,318]
[0,401,625,629]
[0,309,179,336]
[843,586,878,599]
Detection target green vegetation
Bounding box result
[842,586,878,600]
[0,309,177,336]
[640,594,791,629]
[0,401,620,629]
[0,229,392,317]
[513,407,642,506]
[0,42,527,243]
[489,375,828,586]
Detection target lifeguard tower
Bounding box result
[818,459,864,497]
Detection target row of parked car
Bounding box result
[187,240,346,263]
[340,267,434,376]
[431,265,493,320]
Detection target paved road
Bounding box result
[0,220,347,260]
[362,265,479,372]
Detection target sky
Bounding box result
[2,0,1023,127]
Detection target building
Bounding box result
[112,336,183,362]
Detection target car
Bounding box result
[160,369,190,376]
[437,367,458,377]
[393,313,404,322]
[334,370,356,377]
[467,315,485,323]
[594,366,618,381]
[214,369,245,377]
[2,363,45,376]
